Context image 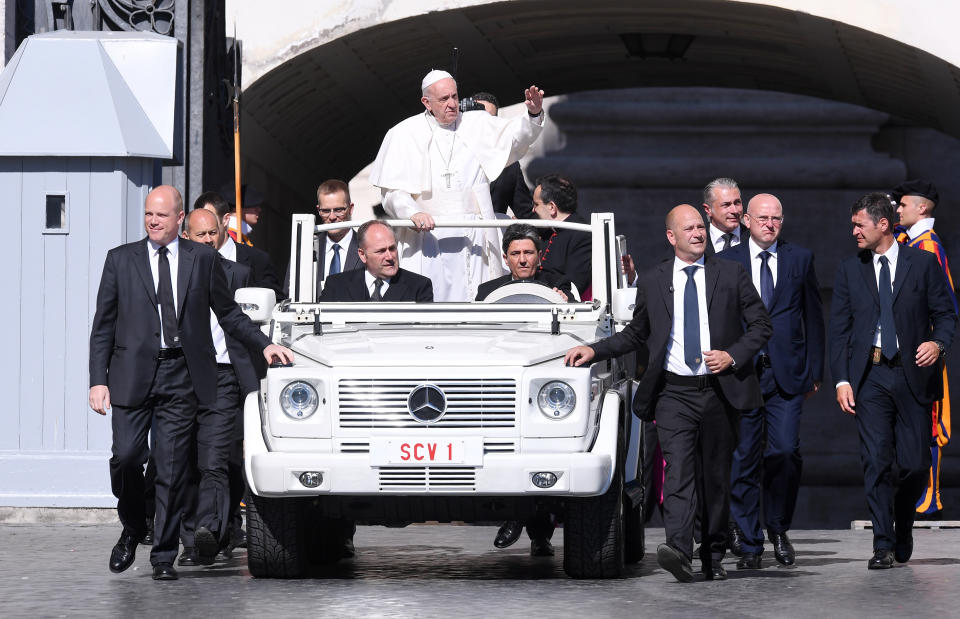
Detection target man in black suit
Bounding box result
[533,174,592,299]
[476,223,571,302]
[702,177,748,256]
[89,185,293,581]
[565,204,771,582]
[719,194,825,569]
[173,208,260,565]
[473,92,535,220]
[197,191,284,298]
[283,179,364,299]
[830,192,957,569]
[320,220,433,302]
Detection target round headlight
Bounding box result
[279,381,319,419]
[537,381,576,419]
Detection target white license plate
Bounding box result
[369,437,481,466]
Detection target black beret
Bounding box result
[891,179,939,205]
[218,182,264,208]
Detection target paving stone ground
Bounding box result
[1,524,958,618]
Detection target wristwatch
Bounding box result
[934,340,945,357]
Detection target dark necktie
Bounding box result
[371,277,384,301]
[157,246,179,348]
[760,251,774,308]
[330,243,342,275]
[683,265,701,372]
[878,256,897,359]
[721,233,733,251]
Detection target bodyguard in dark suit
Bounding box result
[566,204,771,582]
[702,177,748,256]
[830,192,956,569]
[319,220,433,303]
[533,175,592,298]
[719,194,825,569]
[89,186,294,581]
[195,191,284,298]
[283,180,364,299]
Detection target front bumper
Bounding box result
[244,391,622,498]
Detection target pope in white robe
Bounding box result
[369,70,546,301]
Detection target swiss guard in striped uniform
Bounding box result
[893,180,958,518]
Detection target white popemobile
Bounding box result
[237,213,644,579]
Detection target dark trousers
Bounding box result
[655,379,738,564]
[110,357,196,566]
[855,363,931,551]
[193,365,241,547]
[142,365,240,550]
[730,364,803,553]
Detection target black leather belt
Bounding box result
[664,372,716,390]
[217,363,233,370]
[757,354,772,369]
[870,346,901,367]
[157,347,184,360]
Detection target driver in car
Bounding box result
[475,223,572,302]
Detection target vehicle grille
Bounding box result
[338,378,517,429]
[378,467,476,492]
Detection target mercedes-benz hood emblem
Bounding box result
[407,384,447,423]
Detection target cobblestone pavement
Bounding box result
[1,524,958,618]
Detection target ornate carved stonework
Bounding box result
[98,0,175,35]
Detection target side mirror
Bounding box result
[235,287,276,323]
[611,287,635,323]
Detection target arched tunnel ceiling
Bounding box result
[242,0,960,199]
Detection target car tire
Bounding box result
[563,428,626,579]
[246,494,307,578]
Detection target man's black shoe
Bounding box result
[728,522,745,557]
[178,547,197,566]
[152,563,178,580]
[215,546,233,562]
[769,531,795,565]
[894,529,914,563]
[494,521,524,549]
[736,552,762,569]
[195,526,218,565]
[703,563,727,580]
[232,528,247,549]
[530,538,554,557]
[656,544,694,583]
[867,549,894,570]
[109,533,140,573]
[141,519,154,546]
[341,537,356,559]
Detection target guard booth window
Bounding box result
[44,193,68,234]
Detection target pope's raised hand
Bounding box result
[524,86,544,115]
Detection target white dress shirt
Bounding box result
[748,237,778,294]
[709,223,741,254]
[872,241,900,350]
[219,235,237,262]
[323,229,354,280]
[147,237,180,348]
[364,270,391,299]
[665,257,711,376]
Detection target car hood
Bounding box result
[288,325,600,367]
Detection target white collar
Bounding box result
[219,235,236,260]
[673,255,705,272]
[873,239,900,264]
[709,223,739,246]
[328,228,353,249]
[748,237,777,259]
[906,217,935,240]
[148,236,179,257]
